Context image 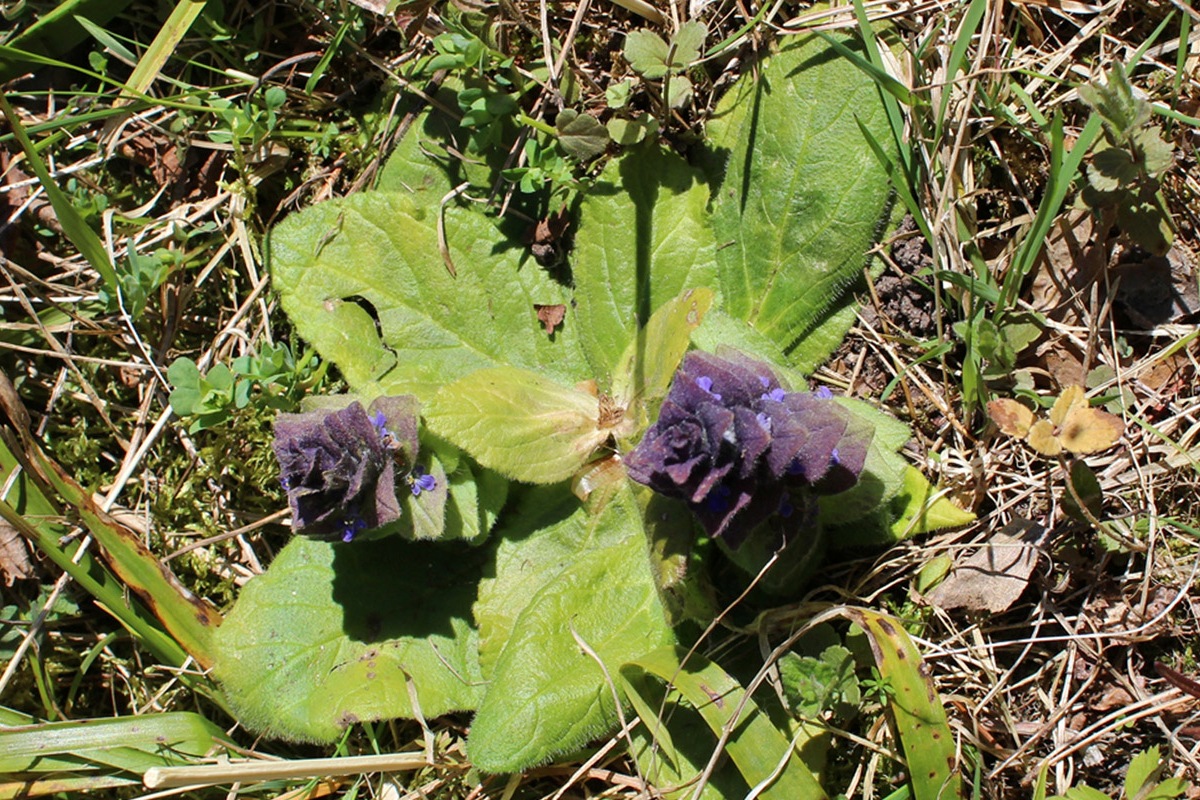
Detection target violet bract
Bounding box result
[623,350,867,547]
[273,396,424,542]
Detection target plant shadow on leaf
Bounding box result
[330,538,482,643]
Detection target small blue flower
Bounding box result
[761,387,787,403]
[696,375,722,401]
[815,386,834,400]
[341,515,367,543]
[409,465,437,497]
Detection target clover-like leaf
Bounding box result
[624,29,671,78]
[989,386,1123,457]
[555,109,609,161]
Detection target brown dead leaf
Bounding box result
[987,398,1034,438]
[118,130,184,187]
[988,386,1123,456]
[0,519,35,586]
[1027,209,1107,324]
[527,206,571,264]
[533,303,566,335]
[1091,685,1134,712]
[926,518,1046,614]
[1111,241,1200,328]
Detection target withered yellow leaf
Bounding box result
[987,399,1035,437]
[990,386,1124,457]
[1025,419,1063,456]
[1057,404,1124,453]
[1049,384,1086,427]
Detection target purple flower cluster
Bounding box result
[273,396,434,542]
[623,351,866,547]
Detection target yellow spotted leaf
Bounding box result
[991,386,1123,457]
[1057,404,1124,454]
[1025,419,1063,456]
[986,399,1035,438]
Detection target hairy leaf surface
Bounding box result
[270,192,586,405]
[427,366,609,484]
[213,537,484,742]
[708,34,894,360]
[468,483,674,771]
[573,145,717,384]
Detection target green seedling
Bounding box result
[1078,62,1177,255]
[623,21,707,110]
[1040,746,1187,800]
[168,342,321,433]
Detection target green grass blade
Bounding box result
[844,609,964,800]
[934,0,987,145]
[622,646,828,800]
[0,438,189,668]
[1003,112,1102,308]
[27,445,221,668]
[0,772,140,798]
[0,96,119,293]
[0,0,135,81]
[73,15,139,62]
[115,0,209,106]
[0,712,227,773]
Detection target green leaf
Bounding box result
[889,466,975,538]
[844,608,964,800]
[707,34,895,361]
[556,109,609,161]
[0,712,227,774]
[1117,195,1174,256]
[1135,126,1175,176]
[671,21,707,65]
[1061,787,1110,800]
[607,113,658,146]
[664,74,694,109]
[1088,144,1140,192]
[468,483,676,771]
[426,436,508,544]
[622,646,828,800]
[213,537,485,743]
[1062,459,1103,524]
[270,191,587,405]
[624,29,671,78]
[779,644,860,721]
[817,398,912,527]
[1077,62,1150,141]
[166,358,202,415]
[612,287,714,428]
[573,145,717,384]
[426,366,609,484]
[1124,746,1162,798]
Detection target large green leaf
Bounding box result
[622,647,828,799]
[468,483,676,771]
[572,145,717,385]
[269,191,587,404]
[612,287,714,432]
[708,34,895,361]
[213,537,484,743]
[427,366,610,484]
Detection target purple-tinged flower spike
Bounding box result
[623,350,867,547]
[272,396,420,541]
